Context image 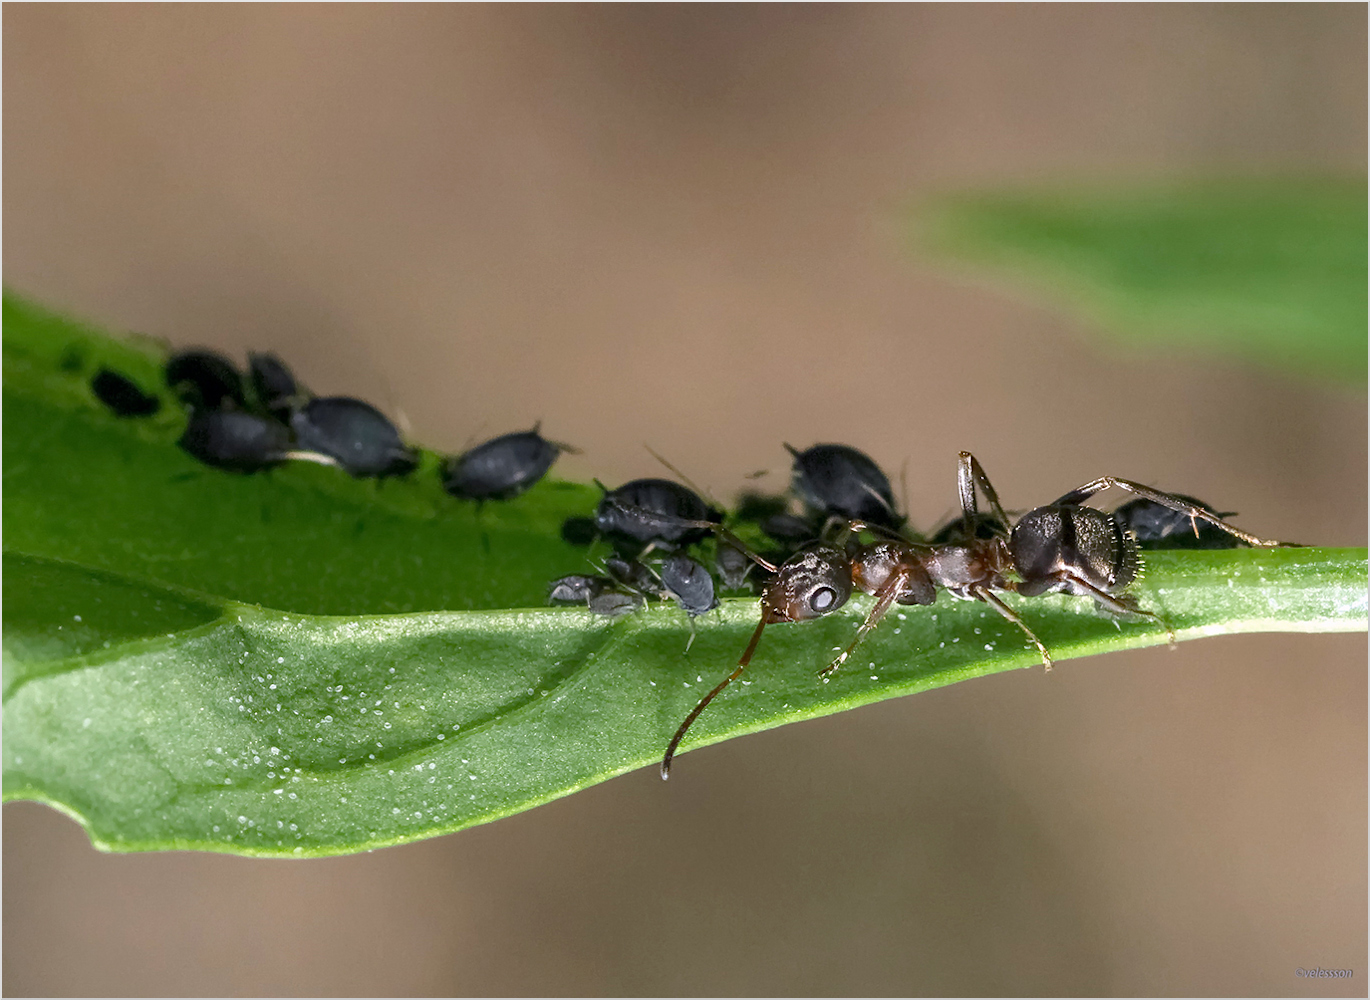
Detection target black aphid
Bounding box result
[714,539,753,591]
[561,517,599,546]
[248,352,306,418]
[548,575,604,604]
[594,478,723,550]
[604,556,668,598]
[547,574,644,617]
[786,442,899,527]
[660,553,719,618]
[290,396,418,478]
[91,368,161,417]
[1114,495,1243,550]
[760,512,819,545]
[733,491,790,524]
[165,350,246,410]
[442,426,567,501]
[178,409,291,473]
[589,589,646,617]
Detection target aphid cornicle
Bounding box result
[442,425,568,501]
[290,396,419,479]
[91,368,161,417]
[165,349,247,410]
[659,452,1282,778]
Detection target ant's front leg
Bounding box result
[819,567,909,680]
[1051,478,1282,547]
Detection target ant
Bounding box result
[658,452,1283,778]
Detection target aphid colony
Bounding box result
[93,356,1283,779]
[94,350,569,496]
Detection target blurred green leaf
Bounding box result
[913,178,1367,380]
[4,293,1366,857]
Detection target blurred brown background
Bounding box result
[4,4,1365,996]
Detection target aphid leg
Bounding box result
[819,569,907,679]
[661,618,769,780]
[972,586,1053,671]
[957,453,1012,539]
[1051,478,1281,547]
[684,617,697,654]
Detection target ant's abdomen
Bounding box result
[1011,505,1138,596]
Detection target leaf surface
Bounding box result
[912,178,1367,381]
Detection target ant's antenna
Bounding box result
[661,617,768,779]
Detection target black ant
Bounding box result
[659,452,1283,778]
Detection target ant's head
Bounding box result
[759,544,853,623]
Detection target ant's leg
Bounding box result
[971,586,1053,671]
[819,568,907,679]
[957,453,1012,539]
[1051,478,1280,547]
[615,506,780,574]
[844,518,912,544]
[1061,574,1177,646]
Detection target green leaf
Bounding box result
[4,292,1367,856]
[912,178,1367,381]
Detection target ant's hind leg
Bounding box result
[1067,576,1178,647]
[972,587,1053,671]
[957,453,1013,539]
[1051,478,1281,547]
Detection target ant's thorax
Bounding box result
[913,535,1016,601]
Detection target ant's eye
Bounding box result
[808,586,837,613]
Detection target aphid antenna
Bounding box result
[899,456,910,525]
[643,444,724,512]
[459,421,491,453]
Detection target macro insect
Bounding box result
[289,396,419,478]
[177,408,294,473]
[248,351,308,419]
[91,368,161,417]
[593,477,723,555]
[547,573,645,617]
[659,452,1281,778]
[786,442,901,529]
[442,424,571,501]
